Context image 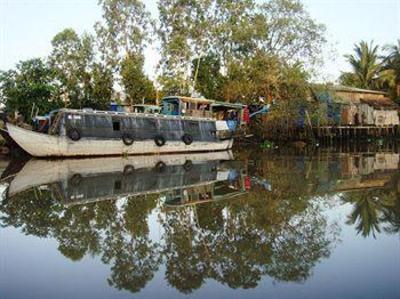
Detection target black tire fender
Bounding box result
[183,160,193,171]
[122,133,134,146]
[154,135,166,147]
[154,161,167,172]
[182,134,193,145]
[67,128,81,141]
[69,173,82,186]
[123,164,135,175]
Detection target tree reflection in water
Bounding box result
[1,150,400,294]
[1,192,161,293]
[342,179,400,238]
[160,184,335,293]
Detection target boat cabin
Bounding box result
[161,96,248,126]
[31,96,248,140]
[162,96,214,119]
[46,108,218,144]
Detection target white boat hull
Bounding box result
[6,123,234,157]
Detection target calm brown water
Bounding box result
[0,147,399,299]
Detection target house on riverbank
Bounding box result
[313,86,399,127]
[310,85,400,139]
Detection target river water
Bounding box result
[0,147,399,299]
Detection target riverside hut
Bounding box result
[312,86,399,127]
[333,86,399,126]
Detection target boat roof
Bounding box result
[163,96,215,104]
[163,96,245,109]
[212,101,246,109]
[334,85,388,95]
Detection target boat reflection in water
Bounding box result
[6,151,249,207]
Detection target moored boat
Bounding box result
[6,96,248,157]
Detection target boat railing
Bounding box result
[58,108,216,122]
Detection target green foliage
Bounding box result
[222,52,280,103]
[1,0,329,117]
[158,0,325,97]
[221,52,309,103]
[120,54,156,104]
[49,28,113,110]
[191,54,225,99]
[384,40,400,81]
[95,0,157,102]
[255,0,326,65]
[383,39,400,101]
[212,0,257,64]
[157,0,212,95]
[95,0,153,69]
[339,40,396,93]
[255,98,310,140]
[338,72,359,87]
[0,58,61,121]
[87,63,114,109]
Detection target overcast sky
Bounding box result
[0,0,399,82]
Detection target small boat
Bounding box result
[6,96,248,157]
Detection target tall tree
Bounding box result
[221,52,309,103]
[383,40,400,99]
[95,0,153,69]
[120,54,156,105]
[255,0,326,65]
[0,58,61,121]
[90,63,114,109]
[49,29,90,108]
[340,41,385,90]
[191,54,225,99]
[49,28,112,110]
[212,0,256,65]
[95,0,154,103]
[157,0,212,95]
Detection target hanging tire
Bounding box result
[154,161,166,172]
[183,160,193,171]
[67,128,81,141]
[182,134,193,145]
[123,164,135,176]
[154,135,166,147]
[122,133,134,146]
[69,173,82,186]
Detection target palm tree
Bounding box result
[340,41,393,89]
[383,39,400,98]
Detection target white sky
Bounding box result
[0,0,399,82]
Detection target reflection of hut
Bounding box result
[335,153,399,192]
[374,153,400,170]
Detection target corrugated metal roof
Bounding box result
[163,96,215,104]
[334,85,388,95]
[212,101,245,109]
